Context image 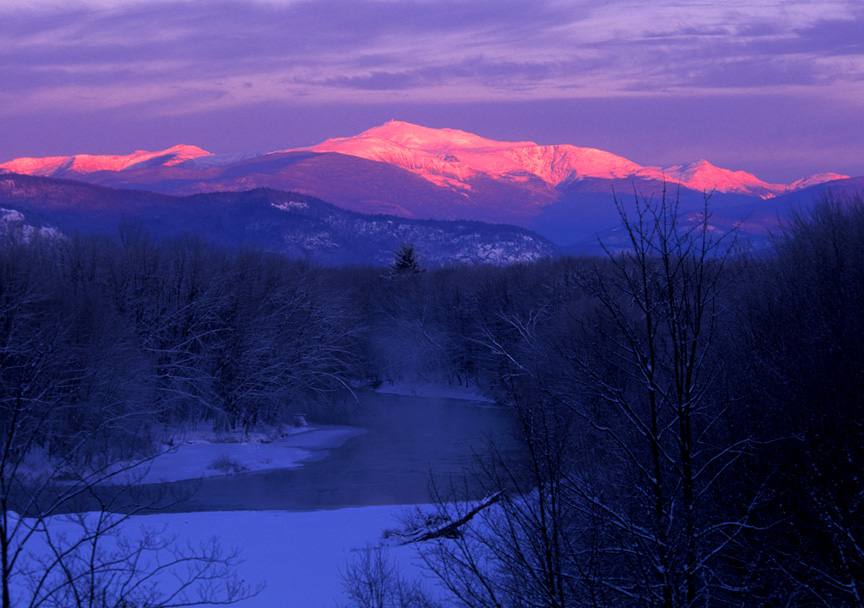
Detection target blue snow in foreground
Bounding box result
[18,506,426,608]
[143,507,424,607]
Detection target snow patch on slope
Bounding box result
[0,208,62,241]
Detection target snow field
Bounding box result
[115,507,425,608]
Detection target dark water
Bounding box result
[150,391,517,513]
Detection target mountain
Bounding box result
[306,122,808,198]
[0,145,210,177]
[1,122,856,247]
[0,173,557,266]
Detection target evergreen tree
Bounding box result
[390,241,423,276]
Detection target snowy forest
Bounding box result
[1,192,863,608]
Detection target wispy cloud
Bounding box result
[3,0,862,116]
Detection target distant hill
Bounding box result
[0,173,557,266]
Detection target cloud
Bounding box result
[307,59,569,91]
[787,14,864,56]
[3,0,863,115]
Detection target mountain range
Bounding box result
[1,121,860,253]
[0,174,556,266]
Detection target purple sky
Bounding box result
[2,0,863,182]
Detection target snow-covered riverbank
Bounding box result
[111,390,491,606]
[126,382,494,486]
[124,382,497,486]
[131,424,366,485]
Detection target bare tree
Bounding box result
[0,236,258,608]
[341,544,439,608]
[412,394,584,608]
[390,191,761,608]
[208,253,363,431]
[559,191,754,607]
[740,194,864,606]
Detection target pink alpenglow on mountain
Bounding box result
[0,122,856,249]
[302,121,845,198]
[662,160,786,199]
[0,145,211,177]
[0,122,849,200]
[306,121,650,188]
[788,172,850,190]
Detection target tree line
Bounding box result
[1,191,862,607]
[0,226,361,607]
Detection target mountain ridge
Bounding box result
[0,122,858,247]
[303,121,847,198]
[0,145,209,177]
[1,122,849,197]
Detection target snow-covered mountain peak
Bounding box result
[148,144,211,164]
[350,120,536,151]
[0,124,854,203]
[663,159,786,198]
[0,145,211,177]
[789,172,850,190]
[306,121,654,188]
